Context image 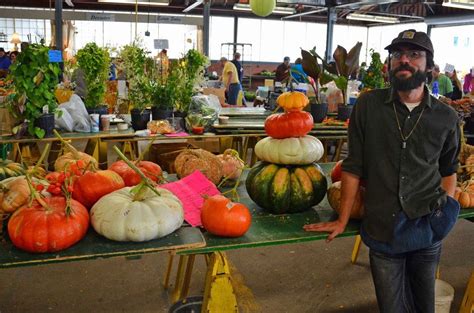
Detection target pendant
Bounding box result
[402,141,407,149]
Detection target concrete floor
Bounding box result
[0,219,473,313]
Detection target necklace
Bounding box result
[392,102,425,149]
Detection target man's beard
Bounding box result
[389,64,427,91]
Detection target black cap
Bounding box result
[0,48,4,52]
[385,29,434,55]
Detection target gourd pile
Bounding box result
[246,91,328,214]
[455,127,474,208]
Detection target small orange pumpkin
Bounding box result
[454,186,474,209]
[276,91,309,112]
[327,181,365,219]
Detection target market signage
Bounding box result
[86,13,115,21]
[156,15,183,24]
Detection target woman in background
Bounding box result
[446,69,463,100]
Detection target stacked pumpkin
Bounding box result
[246,91,328,214]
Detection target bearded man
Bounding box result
[304,30,461,313]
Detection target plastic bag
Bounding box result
[185,95,219,131]
[58,94,91,132]
[55,107,74,132]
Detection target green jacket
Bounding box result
[430,74,453,96]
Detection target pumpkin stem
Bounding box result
[113,146,161,198]
[24,173,49,210]
[53,129,81,160]
[220,165,248,202]
[31,143,50,177]
[131,183,148,201]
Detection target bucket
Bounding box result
[169,296,203,313]
[435,279,454,313]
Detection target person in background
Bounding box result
[304,29,460,313]
[290,58,308,83]
[430,64,453,98]
[275,56,290,82]
[463,67,474,95]
[231,52,243,84]
[219,57,244,106]
[446,69,463,100]
[0,48,11,71]
[9,51,19,64]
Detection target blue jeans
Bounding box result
[227,83,241,105]
[369,241,441,313]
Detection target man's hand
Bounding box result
[303,220,347,243]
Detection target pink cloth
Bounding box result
[160,170,220,227]
[164,132,189,137]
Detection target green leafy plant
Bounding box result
[174,49,209,113]
[301,42,362,104]
[8,43,60,138]
[361,49,385,90]
[76,42,110,109]
[120,42,152,111]
[152,59,180,110]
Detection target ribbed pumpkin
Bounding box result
[265,111,314,139]
[0,176,49,213]
[72,170,125,209]
[55,151,98,172]
[8,196,89,253]
[245,162,327,214]
[255,135,324,165]
[0,159,25,181]
[109,160,162,187]
[327,181,365,219]
[454,185,474,209]
[276,91,309,112]
[249,0,275,17]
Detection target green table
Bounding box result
[0,226,205,269]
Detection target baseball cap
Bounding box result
[283,56,290,62]
[385,29,434,55]
[0,48,5,52]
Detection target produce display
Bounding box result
[248,91,327,214]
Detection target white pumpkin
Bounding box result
[254,135,324,165]
[91,187,184,242]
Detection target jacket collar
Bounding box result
[384,85,432,108]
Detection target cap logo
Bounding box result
[401,31,415,39]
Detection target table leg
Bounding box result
[351,235,362,264]
[202,252,238,313]
[163,252,175,290]
[460,271,474,313]
[171,255,196,303]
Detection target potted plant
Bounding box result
[151,63,179,120]
[301,42,362,121]
[76,42,110,117]
[361,49,385,91]
[120,42,152,130]
[8,42,61,138]
[174,49,209,116]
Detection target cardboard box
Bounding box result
[0,108,19,136]
[203,87,226,106]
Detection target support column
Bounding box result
[203,0,210,57]
[325,7,337,62]
[55,0,63,51]
[233,16,238,55]
[427,24,433,37]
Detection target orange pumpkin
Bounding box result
[72,170,125,209]
[8,196,89,253]
[454,186,474,209]
[201,195,251,237]
[0,177,49,213]
[109,160,162,187]
[264,111,314,139]
[55,151,98,172]
[327,181,365,219]
[276,91,309,112]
